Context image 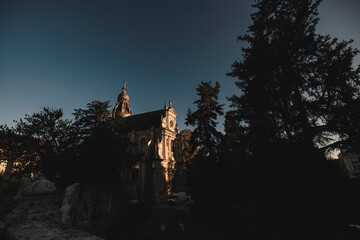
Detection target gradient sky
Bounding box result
[1,0,359,132]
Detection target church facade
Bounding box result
[113,82,185,201]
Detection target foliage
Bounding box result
[185,81,224,211]
[0,125,40,178]
[222,111,250,163]
[12,107,73,179]
[223,0,359,237]
[228,0,360,151]
[73,100,112,139]
[1,101,132,185]
[71,100,132,184]
[15,107,73,153]
[178,129,197,164]
[186,81,224,158]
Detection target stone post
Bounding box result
[15,173,32,199]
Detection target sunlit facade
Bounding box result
[113,82,185,201]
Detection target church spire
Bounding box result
[113,81,132,118]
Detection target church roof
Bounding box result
[119,109,165,132]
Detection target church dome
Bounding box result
[113,81,132,119]
[118,90,129,101]
[117,81,129,102]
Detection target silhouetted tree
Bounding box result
[177,129,197,194]
[228,0,360,154]
[186,81,224,214]
[0,125,39,179]
[73,100,112,139]
[14,107,73,179]
[226,0,360,237]
[186,81,224,157]
[222,111,250,163]
[72,100,131,184]
[219,111,251,199]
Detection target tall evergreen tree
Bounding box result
[73,100,112,139]
[226,0,360,237]
[186,81,224,158]
[185,81,224,213]
[228,0,360,153]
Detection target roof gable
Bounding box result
[120,109,165,132]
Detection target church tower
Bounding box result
[113,81,132,118]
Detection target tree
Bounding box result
[185,81,224,212]
[72,100,112,139]
[186,81,224,158]
[72,100,132,184]
[222,111,250,163]
[178,129,197,165]
[14,107,73,179]
[219,111,252,197]
[0,125,39,179]
[228,0,360,152]
[227,0,360,182]
[226,0,359,236]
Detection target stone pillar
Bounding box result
[15,173,32,199]
[61,183,80,225]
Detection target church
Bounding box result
[112,82,185,201]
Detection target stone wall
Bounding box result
[2,178,106,240]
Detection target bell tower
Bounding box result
[113,81,132,118]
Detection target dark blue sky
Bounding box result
[1,0,359,131]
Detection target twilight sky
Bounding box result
[0,0,359,132]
